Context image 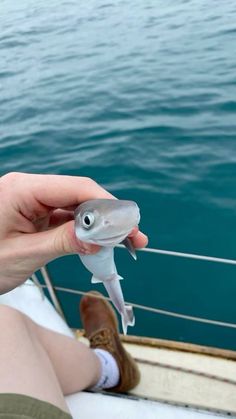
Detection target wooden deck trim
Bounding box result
[121,335,236,360]
[75,329,236,360]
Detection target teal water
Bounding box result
[1,0,236,349]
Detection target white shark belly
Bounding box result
[79,247,135,334]
[79,247,116,281]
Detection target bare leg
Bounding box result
[28,314,102,395]
[0,305,101,411]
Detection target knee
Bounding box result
[0,305,26,328]
[0,305,38,350]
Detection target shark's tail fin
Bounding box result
[121,305,135,335]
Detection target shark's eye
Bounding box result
[81,212,95,229]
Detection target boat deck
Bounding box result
[73,331,236,417]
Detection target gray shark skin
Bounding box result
[74,199,140,334]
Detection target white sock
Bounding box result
[92,348,120,390]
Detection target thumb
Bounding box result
[40,220,100,260]
[17,221,100,273]
[49,220,100,256]
[0,222,100,293]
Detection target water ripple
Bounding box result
[1,0,236,345]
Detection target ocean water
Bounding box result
[1,0,236,349]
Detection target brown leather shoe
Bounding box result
[80,291,140,393]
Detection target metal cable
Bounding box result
[36,285,236,330]
[28,244,236,330]
[27,279,236,388]
[117,245,236,266]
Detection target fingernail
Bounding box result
[79,242,96,254]
[81,243,91,251]
[78,247,89,255]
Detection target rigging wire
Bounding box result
[29,245,236,330]
[37,284,236,330]
[117,245,236,266]
[28,279,236,388]
[27,245,236,389]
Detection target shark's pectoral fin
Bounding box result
[122,237,137,260]
[91,274,123,284]
[91,275,103,284]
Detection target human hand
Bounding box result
[0,172,148,293]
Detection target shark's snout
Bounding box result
[75,199,140,246]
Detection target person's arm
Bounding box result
[0,172,148,294]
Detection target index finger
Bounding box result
[23,173,115,208]
[8,173,147,246]
[37,174,114,207]
[129,227,148,248]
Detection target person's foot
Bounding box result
[80,291,140,392]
